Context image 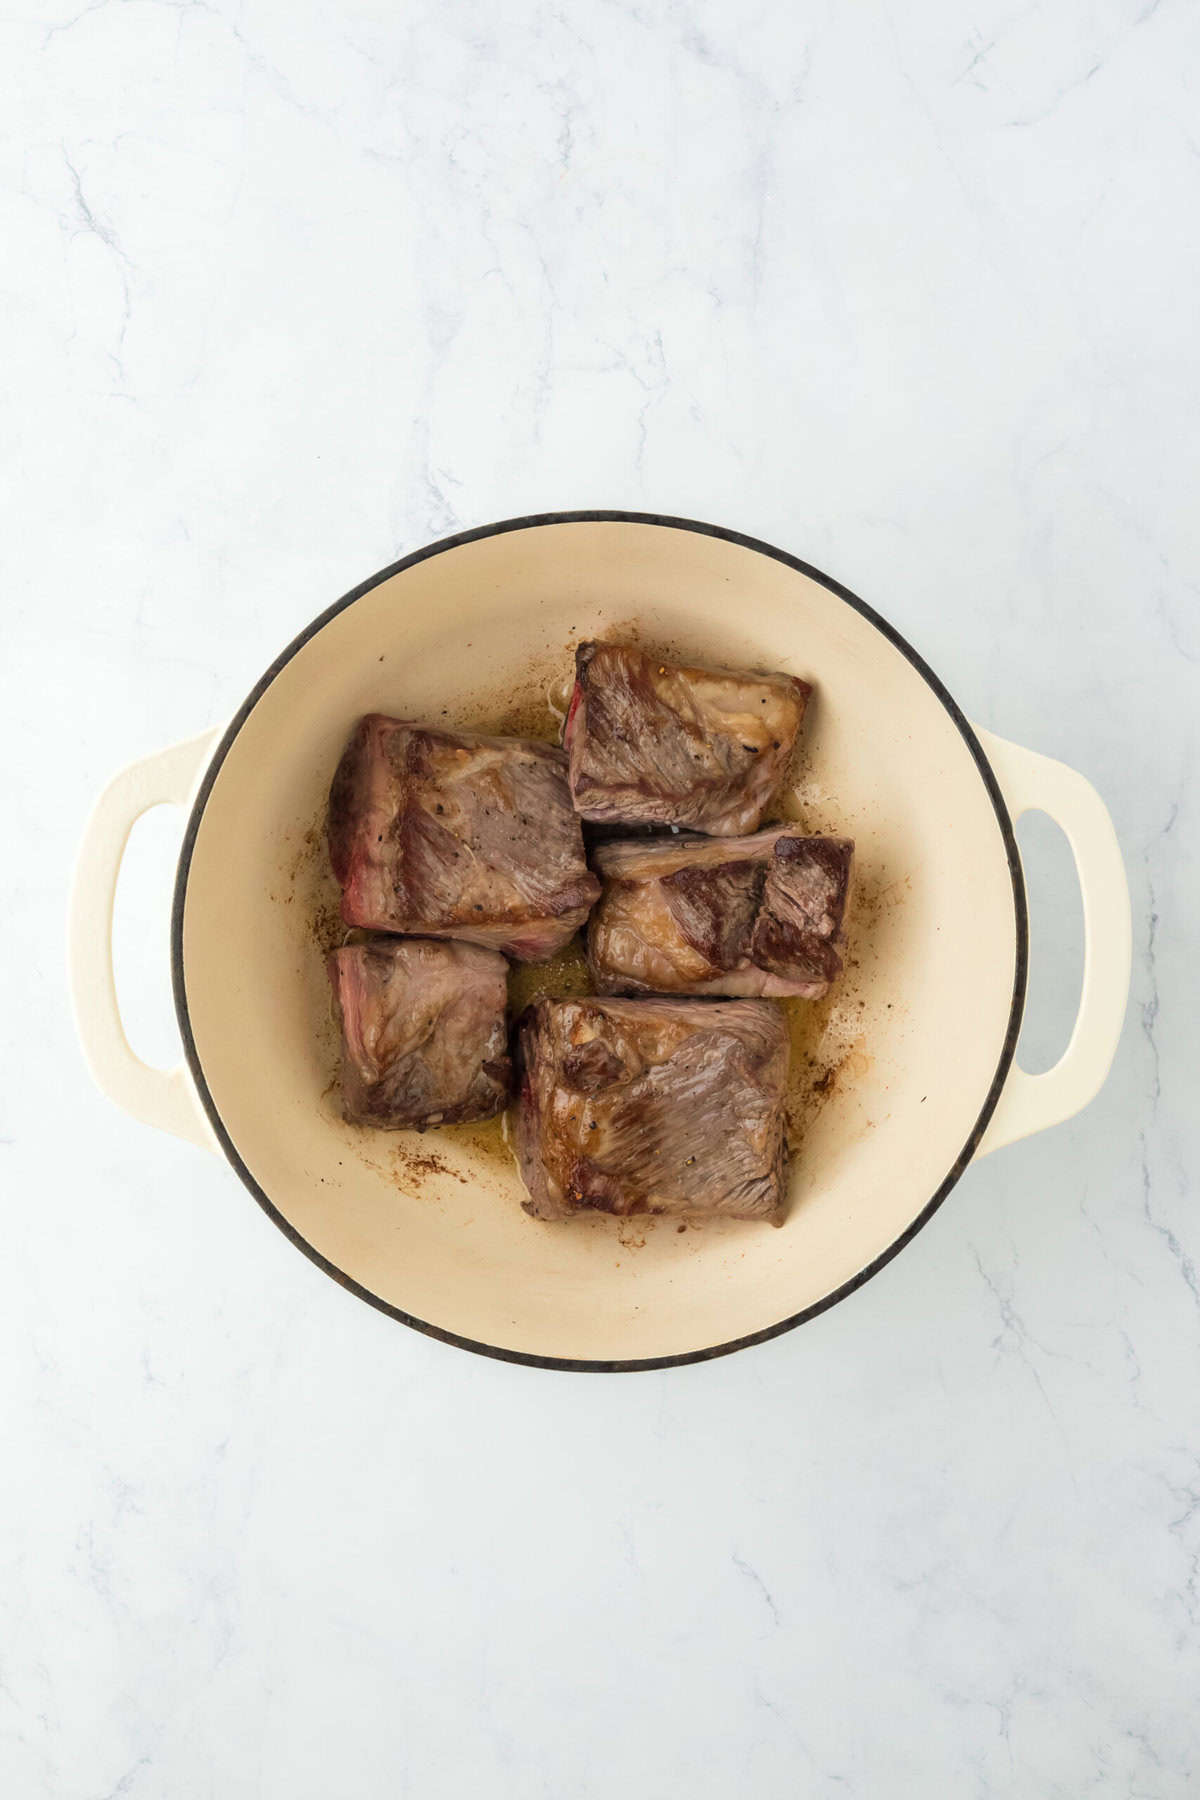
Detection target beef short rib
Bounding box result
[564,641,811,836]
[514,995,789,1222]
[588,829,853,999]
[328,716,599,960]
[328,937,511,1129]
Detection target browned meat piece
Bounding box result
[514,996,788,1222]
[752,836,854,989]
[327,937,511,1129]
[589,830,853,999]
[564,642,811,835]
[328,716,599,960]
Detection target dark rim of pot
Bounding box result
[171,510,1029,1373]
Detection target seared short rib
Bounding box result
[514,995,789,1222]
[588,829,853,999]
[328,937,511,1129]
[564,642,810,836]
[328,716,599,960]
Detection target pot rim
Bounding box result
[170,510,1029,1372]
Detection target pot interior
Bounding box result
[177,519,1021,1365]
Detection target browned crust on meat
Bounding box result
[514,995,788,1223]
[327,715,599,958]
[328,937,512,1129]
[588,828,853,999]
[751,837,853,987]
[659,859,766,971]
[567,642,811,836]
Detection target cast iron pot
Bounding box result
[69,513,1131,1370]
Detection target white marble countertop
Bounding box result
[4,1,1198,1793]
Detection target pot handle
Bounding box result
[68,729,221,1151]
[971,726,1131,1157]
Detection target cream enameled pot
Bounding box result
[69,514,1131,1370]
